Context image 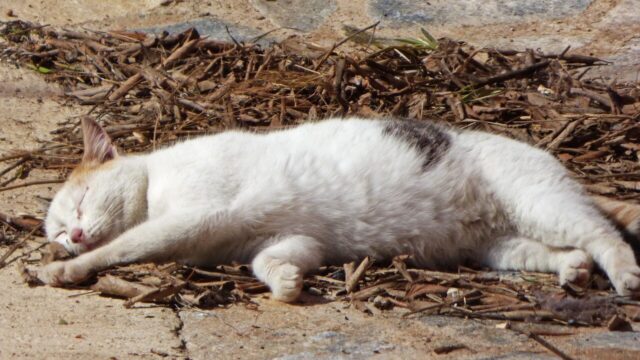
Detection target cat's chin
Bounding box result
[83,236,109,252]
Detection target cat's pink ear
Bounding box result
[81,117,118,164]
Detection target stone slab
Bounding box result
[250,0,337,32]
[369,0,593,27]
[589,37,640,82]
[597,0,640,27]
[571,331,640,351]
[0,254,183,359]
[178,299,574,360]
[141,17,265,44]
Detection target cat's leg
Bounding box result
[483,236,593,286]
[252,235,323,302]
[509,187,640,296]
[38,211,242,285]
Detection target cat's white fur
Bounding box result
[39,117,640,301]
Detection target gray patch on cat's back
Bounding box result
[382,119,451,170]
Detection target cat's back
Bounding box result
[145,118,464,215]
[149,117,451,167]
[266,118,421,168]
[254,118,456,186]
[147,117,459,194]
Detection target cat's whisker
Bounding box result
[87,200,118,227]
[87,204,125,238]
[92,207,124,231]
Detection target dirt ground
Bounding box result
[1,1,640,359]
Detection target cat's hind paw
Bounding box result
[612,267,640,297]
[268,262,303,303]
[558,249,593,287]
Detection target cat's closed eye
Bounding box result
[76,187,89,219]
[53,229,70,246]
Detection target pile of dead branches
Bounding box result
[1,20,640,327]
[16,248,639,330]
[0,20,639,199]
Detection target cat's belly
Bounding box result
[251,163,508,268]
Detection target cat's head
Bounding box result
[45,117,147,255]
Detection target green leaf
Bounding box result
[36,66,53,74]
[420,28,438,47]
[27,64,54,74]
[394,28,439,51]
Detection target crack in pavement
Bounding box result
[171,308,190,360]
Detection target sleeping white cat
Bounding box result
[39,117,640,301]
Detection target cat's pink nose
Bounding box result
[70,228,85,244]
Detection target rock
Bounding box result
[250,0,337,31]
[607,315,633,332]
[597,0,640,27]
[368,0,592,27]
[140,17,266,44]
[420,315,527,346]
[475,35,592,55]
[305,330,395,357]
[588,37,640,82]
[179,302,406,360]
[471,352,557,360]
[571,331,640,351]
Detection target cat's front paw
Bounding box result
[611,266,640,297]
[38,260,90,286]
[268,262,303,303]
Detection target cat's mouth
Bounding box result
[58,232,108,254]
[53,232,79,254]
[83,235,109,252]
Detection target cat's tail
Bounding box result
[592,195,640,259]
